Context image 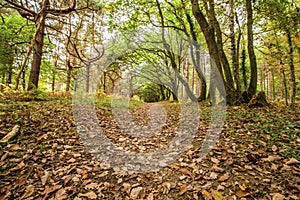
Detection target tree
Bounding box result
[246,0,257,97]
[3,0,76,90]
[0,10,34,86]
[257,0,299,107]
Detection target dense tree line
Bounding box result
[0,0,299,106]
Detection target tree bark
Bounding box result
[241,48,247,90]
[246,0,257,97]
[287,30,296,108]
[230,0,241,92]
[191,0,233,103]
[66,51,72,92]
[185,13,207,101]
[281,67,288,106]
[27,0,49,90]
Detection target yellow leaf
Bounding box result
[211,189,223,200]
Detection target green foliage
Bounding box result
[0,10,35,85]
[136,83,161,102]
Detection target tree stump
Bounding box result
[248,91,269,108]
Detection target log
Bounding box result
[0,125,20,143]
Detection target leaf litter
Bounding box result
[0,97,299,199]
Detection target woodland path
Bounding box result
[0,97,299,199]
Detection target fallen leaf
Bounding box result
[98,171,109,178]
[43,185,62,195]
[262,155,282,162]
[212,166,224,172]
[147,193,154,200]
[218,173,229,182]
[179,185,187,195]
[236,189,251,198]
[10,144,21,151]
[123,183,131,195]
[10,161,25,172]
[79,191,97,199]
[217,185,225,191]
[85,183,99,190]
[55,188,67,200]
[272,193,285,200]
[162,182,171,194]
[201,189,212,200]
[272,145,278,152]
[179,168,192,176]
[41,170,51,185]
[211,189,223,200]
[211,158,220,164]
[286,158,300,165]
[209,172,218,180]
[20,185,35,199]
[14,178,27,187]
[130,186,143,199]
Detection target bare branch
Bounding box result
[47,0,76,15]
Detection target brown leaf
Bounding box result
[130,187,143,199]
[286,158,300,165]
[41,170,51,186]
[209,172,218,180]
[14,178,27,187]
[179,168,192,176]
[55,188,67,200]
[246,154,258,163]
[236,189,251,198]
[147,193,154,200]
[201,189,212,200]
[20,185,35,199]
[85,183,99,190]
[162,182,171,194]
[179,185,187,195]
[212,166,224,172]
[211,157,220,164]
[262,155,282,162]
[10,144,21,151]
[123,183,131,195]
[78,191,97,199]
[43,185,62,195]
[272,145,278,152]
[9,161,25,172]
[272,193,285,200]
[218,173,229,182]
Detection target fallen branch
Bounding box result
[0,125,20,143]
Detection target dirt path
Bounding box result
[0,98,299,199]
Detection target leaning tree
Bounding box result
[3,0,77,90]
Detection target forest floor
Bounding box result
[0,93,299,200]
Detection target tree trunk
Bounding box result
[281,68,288,106]
[27,0,49,90]
[66,52,71,92]
[207,0,235,91]
[7,64,12,85]
[191,0,233,104]
[160,84,166,100]
[52,73,55,92]
[185,12,207,101]
[287,30,296,108]
[22,70,26,90]
[241,48,247,90]
[230,0,241,92]
[86,63,90,93]
[246,0,257,97]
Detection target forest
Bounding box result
[0,0,299,199]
